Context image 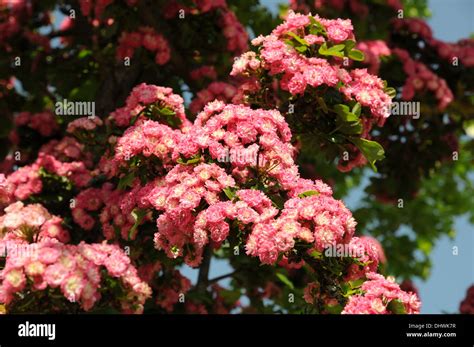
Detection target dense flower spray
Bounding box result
[0,8,421,315]
[231,11,394,172]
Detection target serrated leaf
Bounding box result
[276,273,294,290]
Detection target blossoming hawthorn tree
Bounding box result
[0,0,470,314]
[288,0,474,281]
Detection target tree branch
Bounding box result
[196,245,212,293]
[208,269,240,284]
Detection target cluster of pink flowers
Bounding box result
[232,11,392,122]
[79,0,138,20]
[110,83,189,128]
[393,48,454,110]
[164,0,226,18]
[340,69,392,122]
[246,192,356,264]
[6,153,91,200]
[393,18,474,67]
[71,184,113,232]
[194,189,278,250]
[0,11,20,47]
[189,82,237,114]
[459,285,474,314]
[111,98,360,267]
[356,40,391,74]
[114,120,182,168]
[39,137,92,165]
[154,269,191,312]
[342,272,421,314]
[4,164,41,201]
[0,174,13,207]
[431,38,474,67]
[149,163,235,264]
[290,0,402,17]
[219,10,248,53]
[14,111,58,137]
[0,238,151,313]
[344,236,382,281]
[190,65,218,81]
[67,116,103,133]
[179,102,294,182]
[0,201,69,243]
[72,182,152,240]
[116,27,170,65]
[79,0,113,19]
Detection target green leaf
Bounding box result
[348,49,365,61]
[344,40,356,52]
[158,106,176,116]
[334,104,359,122]
[128,208,147,240]
[349,278,365,289]
[350,138,385,170]
[384,87,397,98]
[319,43,345,58]
[223,187,236,201]
[276,273,294,290]
[317,97,329,114]
[352,102,362,117]
[325,304,343,314]
[177,154,201,166]
[310,250,322,259]
[219,289,242,305]
[298,190,320,198]
[68,78,98,102]
[387,299,407,314]
[287,31,309,46]
[78,49,92,59]
[339,122,363,135]
[295,45,308,53]
[270,194,285,210]
[284,39,296,48]
[117,172,135,190]
[309,17,326,36]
